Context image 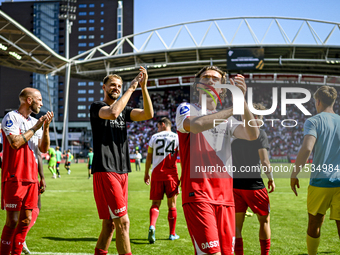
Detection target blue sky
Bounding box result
[0,0,339,33]
[1,0,340,49]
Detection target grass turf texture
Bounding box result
[0,163,339,254]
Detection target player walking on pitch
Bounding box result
[144,117,180,243]
[0,87,53,255]
[90,66,153,255]
[176,65,259,255]
[232,103,275,255]
[55,146,62,178]
[87,148,94,179]
[291,86,340,255]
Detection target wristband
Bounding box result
[29,128,35,134]
[21,134,27,143]
[267,171,274,180]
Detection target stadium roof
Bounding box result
[52,17,340,82]
[0,10,68,74]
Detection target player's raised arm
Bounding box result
[130,66,154,121]
[38,111,53,153]
[144,149,152,185]
[98,71,141,120]
[231,75,259,141]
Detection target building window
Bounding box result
[89,27,95,31]
[88,35,95,39]
[78,98,86,102]
[78,20,87,24]
[89,43,94,47]
[100,89,103,93]
[89,11,95,15]
[88,105,91,109]
[88,113,91,118]
[89,19,95,23]
[89,4,95,8]
[79,4,87,8]
[78,105,86,110]
[77,113,86,118]
[78,90,86,94]
[88,97,94,102]
[100,42,104,45]
[100,97,103,101]
[79,12,87,16]
[88,89,94,94]
[101,11,104,15]
[100,27,104,31]
[78,35,87,39]
[78,27,87,31]
[78,51,86,54]
[101,19,104,23]
[101,3,104,7]
[78,82,86,86]
[100,35,104,39]
[78,43,87,47]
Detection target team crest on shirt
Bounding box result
[5,120,13,128]
[180,105,190,115]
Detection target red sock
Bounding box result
[260,239,270,255]
[234,238,244,255]
[119,253,132,255]
[168,207,177,236]
[0,225,15,255]
[11,223,29,255]
[94,248,108,255]
[149,205,159,227]
[27,207,40,233]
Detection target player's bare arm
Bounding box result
[130,66,154,121]
[39,111,53,153]
[6,111,53,151]
[259,148,275,193]
[37,150,46,194]
[232,75,259,141]
[144,150,153,185]
[99,68,143,120]
[290,135,316,196]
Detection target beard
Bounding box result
[107,89,120,100]
[30,100,40,114]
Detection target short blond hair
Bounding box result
[103,74,123,85]
[313,86,337,106]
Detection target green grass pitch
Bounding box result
[0,163,339,254]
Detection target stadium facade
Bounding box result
[0,0,133,153]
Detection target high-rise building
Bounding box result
[0,0,134,152]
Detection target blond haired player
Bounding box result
[291,85,340,255]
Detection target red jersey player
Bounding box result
[144,117,180,243]
[1,87,53,255]
[176,66,259,255]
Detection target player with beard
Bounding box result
[1,88,53,255]
[90,66,153,255]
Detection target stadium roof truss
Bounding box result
[52,16,340,81]
[0,10,68,74]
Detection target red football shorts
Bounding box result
[150,179,180,200]
[2,181,38,211]
[233,188,270,216]
[93,172,128,219]
[183,202,235,255]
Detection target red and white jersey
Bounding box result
[149,130,179,181]
[176,102,242,206]
[1,110,42,183]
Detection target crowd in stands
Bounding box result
[127,83,340,160]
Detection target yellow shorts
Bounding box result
[307,185,340,220]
